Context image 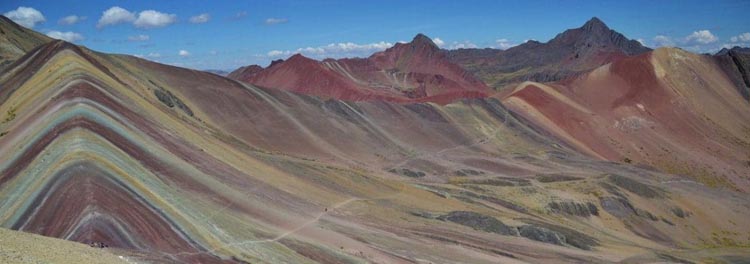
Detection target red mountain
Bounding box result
[230,34,490,104]
[226,64,263,79]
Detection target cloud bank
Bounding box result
[4,6,45,28]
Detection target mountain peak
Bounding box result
[289,53,305,59]
[227,64,263,79]
[410,33,438,49]
[413,33,431,41]
[581,17,609,32]
[716,46,750,56]
[287,53,314,62]
[548,16,649,56]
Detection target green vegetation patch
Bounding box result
[2,106,17,124]
[150,80,194,117]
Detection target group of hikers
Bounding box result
[88,241,110,248]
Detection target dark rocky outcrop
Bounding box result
[388,168,426,178]
[608,174,664,199]
[438,211,518,236]
[153,86,194,117]
[454,169,484,177]
[454,190,529,213]
[714,47,750,101]
[635,208,658,221]
[410,211,439,219]
[599,196,657,221]
[536,174,583,183]
[518,225,566,246]
[671,207,691,218]
[548,201,599,217]
[433,210,602,250]
[458,177,531,187]
[600,196,635,218]
[520,219,599,250]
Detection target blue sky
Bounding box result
[2,0,749,70]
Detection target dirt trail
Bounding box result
[218,197,361,248]
[164,184,406,261]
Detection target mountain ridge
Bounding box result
[0,15,52,70]
[447,17,651,88]
[229,33,490,104]
[713,46,750,100]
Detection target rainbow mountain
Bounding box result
[1,15,750,263]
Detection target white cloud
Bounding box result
[685,30,718,44]
[58,15,84,25]
[233,11,247,20]
[448,41,478,49]
[494,38,517,50]
[267,50,284,57]
[4,6,46,28]
[265,18,288,25]
[178,50,190,57]
[653,30,722,52]
[127,34,149,42]
[97,6,135,28]
[189,13,210,24]
[266,41,395,59]
[97,7,176,29]
[636,38,645,45]
[730,32,750,43]
[653,35,675,47]
[147,52,161,58]
[433,38,445,47]
[46,31,83,42]
[134,10,177,29]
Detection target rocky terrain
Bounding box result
[714,46,750,100]
[446,17,651,89]
[1,15,750,263]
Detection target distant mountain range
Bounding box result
[230,17,656,99]
[446,17,651,88]
[229,33,489,104]
[202,69,230,76]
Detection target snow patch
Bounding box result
[636,103,645,112]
